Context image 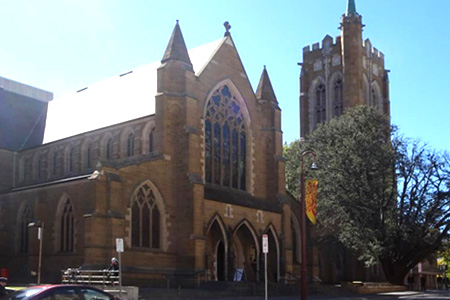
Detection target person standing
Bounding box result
[420,275,426,291]
[0,277,8,297]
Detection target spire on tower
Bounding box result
[161,20,192,65]
[346,0,357,16]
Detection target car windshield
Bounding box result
[1,288,45,300]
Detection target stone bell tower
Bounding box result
[300,0,390,137]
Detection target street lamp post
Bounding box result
[300,150,317,300]
[28,221,44,284]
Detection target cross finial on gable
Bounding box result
[224,21,231,36]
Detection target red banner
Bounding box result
[305,179,318,224]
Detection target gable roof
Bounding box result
[43,38,224,144]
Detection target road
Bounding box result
[210,290,450,300]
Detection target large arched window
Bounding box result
[59,198,74,252]
[315,83,326,126]
[127,133,135,157]
[333,79,343,117]
[19,204,33,253]
[205,85,246,190]
[131,183,161,249]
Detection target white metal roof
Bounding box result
[43,38,224,144]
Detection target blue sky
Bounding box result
[0,0,449,151]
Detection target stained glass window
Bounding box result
[315,83,326,125]
[204,85,247,190]
[131,183,161,249]
[333,79,343,117]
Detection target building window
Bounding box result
[131,183,161,249]
[333,79,343,117]
[149,130,154,153]
[106,138,113,160]
[38,155,47,179]
[371,87,379,108]
[127,133,135,157]
[52,152,58,175]
[69,148,76,172]
[315,83,326,125]
[60,198,74,252]
[19,205,33,253]
[24,158,32,183]
[86,144,92,168]
[205,85,246,190]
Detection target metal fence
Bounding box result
[61,268,119,286]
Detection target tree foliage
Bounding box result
[284,105,450,284]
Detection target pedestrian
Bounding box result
[105,257,119,285]
[407,274,414,290]
[444,275,448,290]
[420,275,426,291]
[0,277,8,297]
[437,276,443,289]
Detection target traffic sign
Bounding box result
[262,234,268,253]
[116,238,124,253]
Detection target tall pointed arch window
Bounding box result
[69,148,76,172]
[131,183,161,249]
[106,138,113,160]
[333,78,343,117]
[52,152,58,175]
[86,144,92,168]
[149,130,154,153]
[127,133,135,157]
[205,85,246,190]
[60,198,74,252]
[315,83,326,125]
[38,155,47,179]
[371,87,380,109]
[19,205,33,253]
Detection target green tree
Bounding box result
[284,105,450,284]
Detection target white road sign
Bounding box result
[262,234,268,253]
[116,238,124,253]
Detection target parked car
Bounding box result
[0,285,118,300]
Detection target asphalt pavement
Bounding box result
[214,290,450,300]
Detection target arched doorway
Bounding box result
[216,240,225,281]
[206,217,227,281]
[232,222,259,282]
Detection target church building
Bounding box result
[0,21,299,285]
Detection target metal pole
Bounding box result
[265,252,268,300]
[38,222,44,285]
[300,155,307,300]
[299,150,316,300]
[118,251,122,299]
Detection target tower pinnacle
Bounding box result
[161,20,192,65]
[346,0,357,16]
